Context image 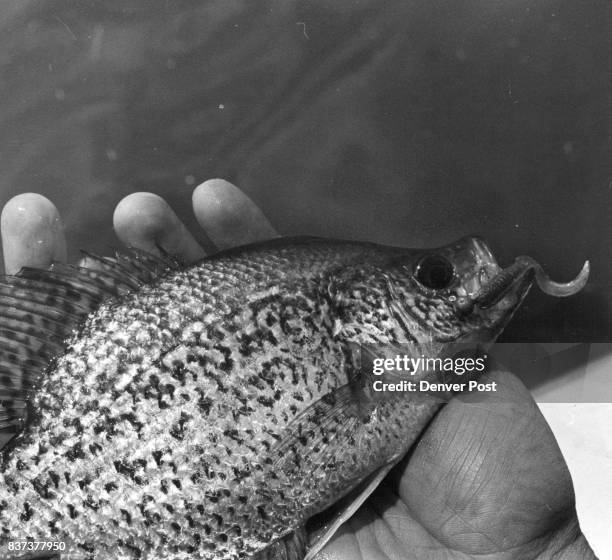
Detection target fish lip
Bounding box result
[474,259,535,310]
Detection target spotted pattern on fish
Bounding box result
[0,237,533,559]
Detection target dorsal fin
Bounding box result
[0,248,180,436]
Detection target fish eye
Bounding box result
[414,254,455,290]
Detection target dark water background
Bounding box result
[0,0,610,341]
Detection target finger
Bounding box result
[394,370,574,552]
[1,193,67,275]
[112,192,206,263]
[192,179,279,250]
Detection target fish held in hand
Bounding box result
[0,236,589,559]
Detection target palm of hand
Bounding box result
[0,181,593,560]
[319,370,578,559]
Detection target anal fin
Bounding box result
[304,457,402,560]
[254,527,307,560]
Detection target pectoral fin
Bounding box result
[272,379,376,480]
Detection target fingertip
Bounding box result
[192,179,279,250]
[113,192,205,263]
[1,193,67,274]
[193,179,235,211]
[1,193,63,237]
[112,192,167,249]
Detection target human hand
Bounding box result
[315,369,597,559]
[0,180,596,559]
[0,179,278,274]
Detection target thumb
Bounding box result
[393,369,576,555]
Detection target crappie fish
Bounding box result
[0,236,589,560]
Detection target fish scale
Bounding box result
[0,236,588,559]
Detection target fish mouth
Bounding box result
[474,256,590,310]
